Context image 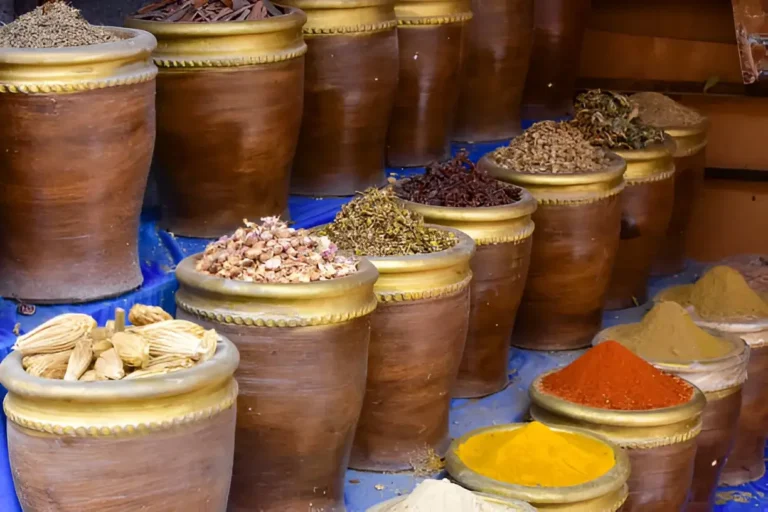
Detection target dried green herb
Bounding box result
[572,90,665,150]
[318,188,457,257]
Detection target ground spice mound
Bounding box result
[133,0,284,23]
[0,3,118,49]
[541,341,694,410]
[319,188,458,257]
[719,255,768,295]
[388,479,506,512]
[689,265,768,321]
[631,92,705,128]
[394,152,522,207]
[608,301,733,362]
[491,121,612,174]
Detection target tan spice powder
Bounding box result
[631,92,705,129]
[688,266,768,321]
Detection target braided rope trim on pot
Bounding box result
[376,272,472,303]
[4,381,237,437]
[474,222,535,247]
[535,184,626,206]
[176,296,378,327]
[153,46,307,68]
[625,169,676,186]
[397,12,473,26]
[0,70,157,94]
[303,19,398,35]
[615,421,702,450]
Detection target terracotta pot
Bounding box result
[452,0,533,142]
[284,0,399,196]
[479,153,626,350]
[530,373,706,512]
[652,120,710,276]
[521,0,591,121]
[349,227,475,471]
[0,29,157,302]
[0,334,239,512]
[446,423,630,511]
[605,140,676,310]
[126,10,306,238]
[397,192,536,397]
[175,256,379,511]
[386,0,472,166]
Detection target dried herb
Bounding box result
[394,152,522,207]
[492,121,612,174]
[572,90,666,150]
[318,188,457,257]
[133,0,284,22]
[630,92,705,129]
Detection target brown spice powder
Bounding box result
[689,265,768,321]
[631,92,705,129]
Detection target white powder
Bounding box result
[388,480,508,512]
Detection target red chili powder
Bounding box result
[540,341,694,410]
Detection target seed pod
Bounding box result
[23,350,73,379]
[64,338,94,381]
[92,339,113,357]
[111,332,150,368]
[128,319,206,339]
[146,354,196,370]
[144,330,206,360]
[201,330,218,361]
[14,314,97,356]
[128,304,173,326]
[79,370,102,382]
[95,348,125,380]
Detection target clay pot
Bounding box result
[446,423,630,511]
[452,0,533,142]
[350,227,475,471]
[530,374,706,512]
[652,120,709,276]
[386,0,472,166]
[285,0,399,196]
[397,192,536,398]
[175,256,379,511]
[605,140,676,310]
[0,29,157,302]
[0,335,239,512]
[126,10,306,238]
[479,153,626,350]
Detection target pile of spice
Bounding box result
[604,301,734,362]
[719,255,768,295]
[393,152,522,207]
[196,217,358,283]
[13,305,217,381]
[457,422,614,487]
[490,121,612,174]
[0,2,118,49]
[133,0,283,22]
[318,188,457,257]
[540,341,694,410]
[631,92,705,128]
[572,90,666,150]
[687,266,768,321]
[385,479,510,512]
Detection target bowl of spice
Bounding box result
[0,2,157,303]
[318,188,475,471]
[0,306,239,511]
[594,301,748,510]
[655,265,768,486]
[478,120,626,351]
[175,216,377,511]
[445,421,630,511]
[393,152,536,398]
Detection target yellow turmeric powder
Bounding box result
[457,422,614,487]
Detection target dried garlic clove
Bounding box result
[14,314,97,356]
[104,320,116,339]
[92,339,113,357]
[145,354,196,370]
[111,332,150,369]
[24,350,73,379]
[79,370,100,382]
[64,338,94,381]
[127,319,206,339]
[95,348,125,380]
[128,304,173,326]
[201,330,218,361]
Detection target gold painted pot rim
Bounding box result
[478,152,627,187]
[611,136,675,162]
[367,491,536,511]
[0,335,239,403]
[529,371,706,427]
[661,118,709,139]
[445,423,631,504]
[393,187,538,223]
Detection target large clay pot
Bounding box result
[285,0,399,196]
[531,374,706,512]
[126,10,306,238]
[452,0,533,142]
[386,0,472,166]
[521,0,591,121]
[0,29,157,302]
[605,140,676,310]
[0,335,239,512]
[652,119,709,276]
[479,153,626,350]
[397,192,536,397]
[350,227,475,471]
[176,256,379,511]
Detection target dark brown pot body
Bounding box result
[453,0,533,142]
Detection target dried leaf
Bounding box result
[95,348,125,380]
[112,332,150,369]
[64,338,94,381]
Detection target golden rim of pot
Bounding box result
[394,0,473,25]
[175,255,380,327]
[529,371,706,449]
[0,335,239,437]
[445,423,630,506]
[478,152,627,205]
[0,27,157,94]
[280,0,397,35]
[611,136,676,184]
[661,118,709,158]
[367,492,536,512]
[394,188,537,245]
[126,7,307,68]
